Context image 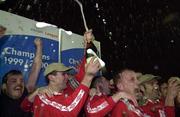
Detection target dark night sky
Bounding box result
[1,0,180,79]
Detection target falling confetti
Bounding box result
[1,0,180,78]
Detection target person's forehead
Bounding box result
[101,76,108,80]
[103,78,109,83]
[7,74,23,80]
[146,79,158,84]
[123,71,136,77]
[160,83,167,87]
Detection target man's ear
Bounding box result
[2,83,7,93]
[117,83,123,91]
[98,83,105,92]
[139,85,145,94]
[48,75,55,81]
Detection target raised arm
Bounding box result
[26,38,42,93]
[74,30,98,83]
[164,78,180,117]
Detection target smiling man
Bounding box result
[0,38,42,117]
[139,74,179,117]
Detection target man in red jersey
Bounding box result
[84,76,133,117]
[111,69,149,117]
[64,29,98,96]
[21,57,101,117]
[139,74,180,117]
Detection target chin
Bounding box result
[14,92,23,98]
[11,94,22,99]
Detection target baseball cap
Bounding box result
[44,63,72,76]
[138,74,161,84]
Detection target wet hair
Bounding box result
[90,76,104,88]
[113,68,134,86]
[2,70,22,84]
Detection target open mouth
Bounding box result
[14,86,23,91]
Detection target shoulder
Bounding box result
[113,100,128,110]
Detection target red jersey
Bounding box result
[64,56,86,96]
[111,98,149,117]
[140,99,175,117]
[21,97,33,112]
[25,84,89,117]
[84,94,116,117]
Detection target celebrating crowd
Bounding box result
[0,29,180,117]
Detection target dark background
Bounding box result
[1,0,180,79]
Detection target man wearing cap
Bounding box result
[21,57,101,117]
[139,74,180,117]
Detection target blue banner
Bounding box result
[0,35,59,86]
[61,48,84,71]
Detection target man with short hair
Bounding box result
[111,69,148,117]
[84,76,133,117]
[21,57,101,117]
[159,80,168,100]
[0,38,42,117]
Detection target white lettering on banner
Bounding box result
[4,56,24,66]
[3,56,48,69]
[4,47,34,59]
[69,58,80,66]
[3,47,50,60]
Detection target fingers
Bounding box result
[85,57,101,76]
[84,29,94,43]
[169,79,180,87]
[92,58,101,70]
[89,88,97,97]
[38,86,54,98]
[89,57,100,67]
[168,77,180,84]
[166,78,180,98]
[84,29,93,34]
[34,38,42,47]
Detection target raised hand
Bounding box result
[34,38,42,47]
[83,29,95,47]
[85,57,100,76]
[81,57,101,87]
[165,77,180,106]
